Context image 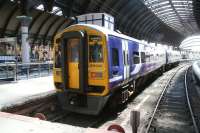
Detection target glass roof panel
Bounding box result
[56,11,63,16]
[157,8,173,14]
[51,6,60,13]
[36,4,44,11]
[35,5,63,16]
[143,0,198,36]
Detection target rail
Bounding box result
[185,67,199,133]
[145,65,185,133]
[0,62,53,81]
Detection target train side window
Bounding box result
[89,43,103,62]
[133,52,140,64]
[112,48,119,66]
[150,54,154,62]
[156,54,159,60]
[145,53,150,63]
[141,52,145,63]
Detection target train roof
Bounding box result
[68,24,166,49]
[71,24,141,43]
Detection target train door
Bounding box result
[61,31,88,92]
[67,38,80,89]
[122,40,130,79]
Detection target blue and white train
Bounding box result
[53,24,182,115]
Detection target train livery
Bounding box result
[53,24,181,115]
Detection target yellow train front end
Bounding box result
[53,25,109,115]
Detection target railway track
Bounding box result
[3,64,198,132]
[145,66,199,133]
[186,67,200,131]
[53,109,112,128]
[1,90,106,127]
[1,92,59,118]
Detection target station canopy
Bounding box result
[1,0,200,46]
[143,0,200,50]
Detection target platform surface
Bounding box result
[0,111,85,133]
[0,111,119,133]
[0,76,55,110]
[0,77,118,133]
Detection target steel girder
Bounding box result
[118,1,141,30]
[100,0,124,16]
[42,16,60,45]
[117,1,140,28]
[0,0,190,46]
[193,0,200,29]
[51,19,72,42]
[32,14,52,45]
[128,9,149,34]
[1,5,18,37]
[123,7,146,34]
[134,13,159,37]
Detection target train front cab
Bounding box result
[53,25,110,115]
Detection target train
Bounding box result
[192,61,200,85]
[53,24,184,115]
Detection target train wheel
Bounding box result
[107,124,125,133]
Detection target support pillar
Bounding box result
[17,16,32,63]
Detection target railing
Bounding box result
[0,62,53,81]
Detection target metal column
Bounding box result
[17,16,32,63]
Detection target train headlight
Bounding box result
[54,82,63,89]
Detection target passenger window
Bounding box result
[133,52,140,64]
[89,43,103,62]
[145,54,150,62]
[112,48,119,66]
[145,52,153,63]
[150,54,154,61]
[156,54,159,60]
[141,52,145,63]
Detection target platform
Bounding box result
[0,111,85,133]
[0,111,118,133]
[0,76,55,110]
[0,76,118,133]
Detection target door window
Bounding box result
[67,38,80,62]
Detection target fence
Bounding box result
[0,62,53,81]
